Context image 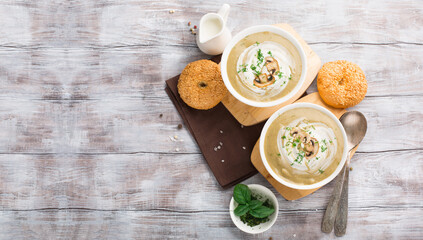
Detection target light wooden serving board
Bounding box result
[221,23,321,126]
[251,92,358,200]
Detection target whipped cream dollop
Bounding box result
[236,41,295,97]
[276,117,337,175]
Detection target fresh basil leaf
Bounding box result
[233,184,251,204]
[248,200,263,210]
[234,204,249,216]
[249,205,275,218]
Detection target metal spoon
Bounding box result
[321,111,367,236]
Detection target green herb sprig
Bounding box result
[233,184,275,221]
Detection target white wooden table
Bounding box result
[0,0,422,239]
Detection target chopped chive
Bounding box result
[278,71,283,79]
[318,169,324,174]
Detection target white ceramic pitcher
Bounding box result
[196,4,232,55]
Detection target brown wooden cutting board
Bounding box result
[221,23,322,126]
[251,92,358,200]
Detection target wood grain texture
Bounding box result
[0,0,422,239]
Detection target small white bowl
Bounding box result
[221,25,307,108]
[259,102,349,190]
[229,184,279,234]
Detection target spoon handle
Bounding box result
[334,162,350,237]
[321,163,347,233]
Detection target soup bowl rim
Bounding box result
[220,25,307,108]
[259,102,349,190]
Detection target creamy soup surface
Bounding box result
[264,107,345,185]
[226,31,302,102]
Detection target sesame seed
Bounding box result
[219,142,223,146]
[217,146,221,149]
[242,146,246,150]
[221,160,225,163]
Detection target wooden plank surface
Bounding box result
[0,0,422,239]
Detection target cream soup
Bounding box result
[226,31,302,102]
[264,107,345,185]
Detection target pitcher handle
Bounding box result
[217,4,230,24]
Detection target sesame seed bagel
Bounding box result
[317,60,367,108]
[178,60,227,110]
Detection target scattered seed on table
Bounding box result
[177,124,183,129]
[175,148,180,152]
[214,147,217,151]
[169,10,175,14]
[219,142,223,146]
[174,135,178,139]
[242,146,246,150]
[188,21,191,26]
[221,160,225,163]
[219,130,223,134]
[241,124,244,128]
[190,27,193,31]
[350,167,353,171]
[217,146,221,149]
[159,114,163,118]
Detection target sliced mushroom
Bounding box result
[290,127,300,137]
[252,57,280,89]
[304,137,319,159]
[264,57,280,75]
[299,131,310,144]
[254,73,275,88]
